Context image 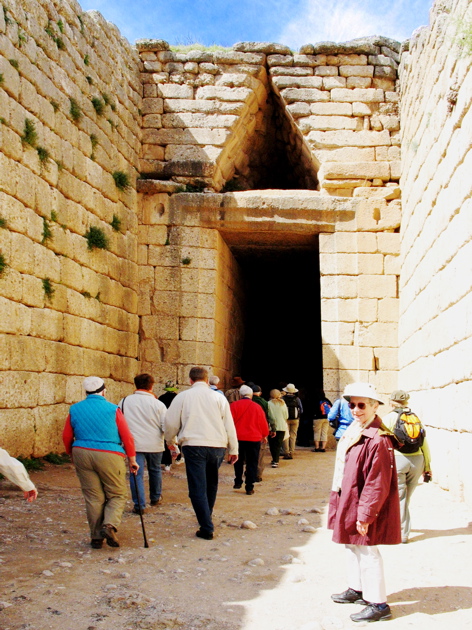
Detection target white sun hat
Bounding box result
[343,382,384,404]
[283,383,298,393]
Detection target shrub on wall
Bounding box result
[22,118,37,147]
[112,170,131,191]
[42,278,55,301]
[84,226,109,251]
[69,97,82,122]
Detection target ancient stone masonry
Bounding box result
[399,0,472,503]
[0,0,141,455]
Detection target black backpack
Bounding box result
[393,407,425,453]
[285,395,299,420]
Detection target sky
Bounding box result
[78,0,434,49]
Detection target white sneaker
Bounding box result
[164,465,171,472]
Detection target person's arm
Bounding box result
[221,398,239,459]
[327,400,340,421]
[258,407,270,439]
[164,394,183,442]
[356,438,395,534]
[0,448,37,497]
[63,414,74,455]
[421,437,432,473]
[115,409,138,472]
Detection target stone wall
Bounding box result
[0,0,141,455]
[399,0,472,502]
[136,37,401,197]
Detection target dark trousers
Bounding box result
[234,440,261,492]
[269,431,286,463]
[182,445,226,535]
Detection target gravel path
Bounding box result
[0,448,471,629]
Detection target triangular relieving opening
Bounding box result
[224,84,319,191]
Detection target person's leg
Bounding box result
[345,544,363,593]
[73,448,106,541]
[320,418,329,451]
[313,419,322,450]
[146,451,163,503]
[357,545,386,604]
[268,433,278,462]
[205,447,226,515]
[256,439,266,480]
[95,451,128,531]
[289,420,299,455]
[130,452,146,510]
[244,441,261,493]
[403,453,424,541]
[395,452,411,542]
[234,441,246,487]
[182,445,213,535]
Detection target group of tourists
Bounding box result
[0,369,432,624]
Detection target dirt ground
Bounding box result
[1,447,471,630]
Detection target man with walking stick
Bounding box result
[165,366,238,540]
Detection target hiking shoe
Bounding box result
[255,477,262,482]
[132,506,147,514]
[100,524,120,548]
[271,462,278,468]
[91,538,103,549]
[151,497,162,506]
[233,483,242,489]
[246,489,255,495]
[283,454,293,460]
[350,604,392,623]
[196,529,213,540]
[331,588,367,605]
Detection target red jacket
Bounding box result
[328,416,401,546]
[230,398,269,442]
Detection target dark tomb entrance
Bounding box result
[231,239,323,405]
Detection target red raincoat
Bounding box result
[328,416,401,546]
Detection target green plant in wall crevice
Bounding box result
[42,217,53,243]
[112,170,131,191]
[84,225,109,251]
[37,146,50,168]
[0,214,7,228]
[91,96,105,115]
[69,97,82,122]
[110,214,122,232]
[22,118,38,147]
[0,251,7,278]
[9,58,19,69]
[42,277,55,301]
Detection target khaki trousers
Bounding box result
[73,448,127,540]
[283,420,299,455]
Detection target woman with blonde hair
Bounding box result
[268,389,289,468]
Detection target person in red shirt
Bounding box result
[230,385,269,495]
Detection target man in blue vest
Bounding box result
[63,376,138,549]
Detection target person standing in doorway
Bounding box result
[225,376,245,403]
[119,373,171,513]
[63,377,138,549]
[159,381,179,471]
[382,390,432,544]
[267,389,289,468]
[329,382,401,623]
[230,385,269,495]
[165,366,238,540]
[313,390,332,452]
[209,375,224,395]
[248,383,271,481]
[328,391,354,440]
[282,383,303,459]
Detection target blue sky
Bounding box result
[78,0,433,49]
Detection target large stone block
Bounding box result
[299,116,359,132]
[307,130,391,148]
[339,65,374,77]
[358,274,397,298]
[280,88,330,103]
[321,321,355,345]
[320,161,390,180]
[331,88,384,103]
[0,408,36,456]
[158,84,194,98]
[320,275,358,298]
[357,322,398,347]
[378,297,399,322]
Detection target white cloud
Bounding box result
[278,0,431,49]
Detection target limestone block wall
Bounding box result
[138,183,244,388]
[398,0,472,503]
[137,38,401,198]
[0,0,141,456]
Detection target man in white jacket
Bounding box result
[119,373,169,513]
[0,448,38,502]
[165,366,238,540]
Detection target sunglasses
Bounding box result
[348,402,367,410]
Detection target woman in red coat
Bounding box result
[328,382,401,623]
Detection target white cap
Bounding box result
[343,382,384,404]
[239,384,253,397]
[83,376,106,394]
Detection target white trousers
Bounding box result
[345,544,386,604]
